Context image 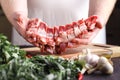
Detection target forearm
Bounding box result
[0,0,28,27]
[89,0,117,26]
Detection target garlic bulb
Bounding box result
[79,48,114,75]
[83,49,99,67]
[87,56,114,74]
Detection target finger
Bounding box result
[71,38,90,45]
[16,15,29,29]
[95,20,103,29]
[88,28,101,41]
[72,27,101,45]
[15,14,29,38]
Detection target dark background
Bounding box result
[106,0,120,46]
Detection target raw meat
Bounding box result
[17,15,100,54]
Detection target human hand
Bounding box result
[15,13,39,47]
[15,13,29,38]
[16,14,50,47]
[15,14,41,46]
[71,16,103,45]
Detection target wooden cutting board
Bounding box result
[21,44,120,59]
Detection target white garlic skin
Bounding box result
[100,63,113,74]
[98,57,114,74]
[85,54,100,67]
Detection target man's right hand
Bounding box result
[15,13,29,39]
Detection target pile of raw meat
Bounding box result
[18,16,101,54]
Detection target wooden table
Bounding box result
[21,44,120,80]
[84,57,120,80]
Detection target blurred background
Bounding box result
[106,0,120,46]
[0,0,120,46]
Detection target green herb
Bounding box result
[0,34,26,64]
[0,34,85,80]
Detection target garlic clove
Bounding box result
[97,56,114,74]
[99,62,114,74]
[89,54,99,66]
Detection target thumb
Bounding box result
[15,13,29,38]
[95,20,103,29]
